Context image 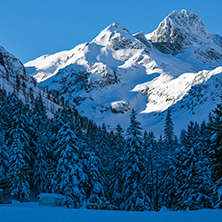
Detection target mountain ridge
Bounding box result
[24,10,222,135]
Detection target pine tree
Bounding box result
[83,149,106,204]
[54,123,86,208]
[0,131,8,178]
[8,130,31,200]
[93,124,110,199]
[209,97,222,208]
[161,109,177,210]
[174,122,212,210]
[163,108,175,155]
[33,129,51,193]
[143,131,158,210]
[32,95,52,193]
[121,109,152,211]
[94,123,110,165]
[6,97,33,201]
[110,124,125,206]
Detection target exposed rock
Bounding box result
[111,101,130,114]
[146,9,222,59]
[24,11,222,134]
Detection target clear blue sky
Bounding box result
[0,0,221,63]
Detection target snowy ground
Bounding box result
[0,201,222,222]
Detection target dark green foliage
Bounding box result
[1,88,222,211]
[121,110,152,211]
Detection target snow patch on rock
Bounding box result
[111,101,130,114]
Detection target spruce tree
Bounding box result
[163,108,175,155]
[33,129,51,193]
[0,131,8,178]
[54,123,86,208]
[8,130,31,200]
[32,95,52,193]
[110,124,125,206]
[6,97,33,200]
[209,97,222,208]
[121,109,152,211]
[174,122,212,210]
[83,149,106,204]
[143,131,158,210]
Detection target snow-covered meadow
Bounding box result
[0,201,222,222]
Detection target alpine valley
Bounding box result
[1,8,222,213]
[24,9,222,135]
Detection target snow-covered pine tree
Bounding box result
[209,97,222,208]
[49,107,76,176]
[143,131,158,210]
[121,109,152,211]
[197,120,214,209]
[32,95,52,193]
[0,131,8,178]
[163,108,176,155]
[8,129,31,200]
[94,123,110,164]
[33,128,51,193]
[174,121,212,210]
[0,92,8,178]
[110,124,125,207]
[82,148,106,205]
[54,123,86,208]
[161,109,177,210]
[32,94,48,128]
[6,97,33,201]
[93,123,110,197]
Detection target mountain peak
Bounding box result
[179,9,194,16]
[146,9,211,54]
[92,22,144,50]
[106,22,129,32]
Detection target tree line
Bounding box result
[0,88,222,210]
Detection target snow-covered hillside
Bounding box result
[0,45,60,116]
[25,10,222,135]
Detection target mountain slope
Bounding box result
[0,45,60,116]
[146,10,222,65]
[25,10,222,135]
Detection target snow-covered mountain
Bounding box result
[25,10,222,135]
[0,45,60,116]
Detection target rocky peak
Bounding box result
[92,22,144,50]
[179,9,210,38]
[133,32,152,51]
[0,45,27,80]
[146,9,212,54]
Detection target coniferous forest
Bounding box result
[0,88,222,211]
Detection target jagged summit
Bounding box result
[146,9,215,55]
[179,9,210,38]
[104,22,129,32]
[92,22,144,50]
[147,9,209,42]
[25,11,222,135]
[0,45,28,81]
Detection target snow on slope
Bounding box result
[134,66,222,113]
[0,201,222,222]
[25,10,222,134]
[0,45,60,116]
[146,9,222,67]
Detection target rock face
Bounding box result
[0,45,60,115]
[146,10,222,62]
[111,101,130,114]
[92,23,145,51]
[25,10,222,135]
[0,46,28,81]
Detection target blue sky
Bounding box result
[0,0,222,63]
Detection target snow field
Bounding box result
[0,201,222,222]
